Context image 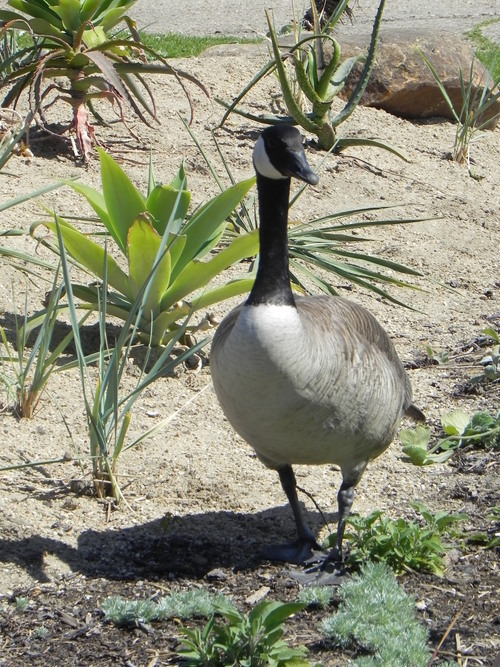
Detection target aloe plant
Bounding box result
[32,149,258,345]
[0,0,207,159]
[218,0,401,155]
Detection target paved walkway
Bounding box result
[129,0,499,39]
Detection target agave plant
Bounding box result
[0,0,207,159]
[31,149,258,345]
[218,0,400,155]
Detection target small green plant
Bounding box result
[297,585,334,609]
[0,269,83,417]
[178,599,311,667]
[324,503,467,575]
[33,625,50,639]
[58,214,209,500]
[425,343,450,365]
[15,596,29,612]
[402,409,500,466]
[321,562,457,666]
[219,0,403,156]
[419,50,500,170]
[32,149,257,346]
[468,330,500,386]
[102,590,228,627]
[0,0,207,159]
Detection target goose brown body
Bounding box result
[210,125,422,576]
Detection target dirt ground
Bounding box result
[0,21,499,667]
[128,0,499,38]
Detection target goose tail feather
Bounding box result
[405,403,426,422]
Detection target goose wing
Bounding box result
[295,295,418,416]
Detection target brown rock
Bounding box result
[336,30,500,127]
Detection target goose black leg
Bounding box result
[261,464,324,564]
[333,481,356,559]
[292,478,359,586]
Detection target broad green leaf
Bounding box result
[441,410,470,436]
[482,328,500,344]
[161,229,258,309]
[401,446,427,465]
[127,216,171,315]
[169,162,188,191]
[67,180,113,235]
[28,17,67,39]
[165,233,187,273]
[0,9,26,22]
[44,217,132,298]
[7,0,63,26]
[98,5,134,30]
[82,26,107,48]
[58,0,82,32]
[215,600,244,624]
[465,411,497,435]
[79,0,103,22]
[172,176,255,279]
[322,55,360,101]
[251,600,306,630]
[400,426,431,458]
[98,147,146,253]
[151,276,255,341]
[146,184,191,236]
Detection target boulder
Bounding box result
[335,30,500,127]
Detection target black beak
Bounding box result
[283,149,319,186]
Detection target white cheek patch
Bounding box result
[253,136,286,180]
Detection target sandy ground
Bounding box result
[0,6,499,665]
[129,0,500,38]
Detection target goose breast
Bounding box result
[210,295,411,470]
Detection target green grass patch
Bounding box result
[10,30,260,58]
[101,591,229,627]
[467,19,500,80]
[321,562,458,667]
[138,32,260,58]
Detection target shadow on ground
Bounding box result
[0,504,337,583]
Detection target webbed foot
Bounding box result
[289,548,348,586]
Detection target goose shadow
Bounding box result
[0,505,338,584]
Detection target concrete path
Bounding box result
[129,0,499,39]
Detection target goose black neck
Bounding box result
[246,174,296,307]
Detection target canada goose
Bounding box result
[211,125,423,579]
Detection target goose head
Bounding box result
[253,125,319,185]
